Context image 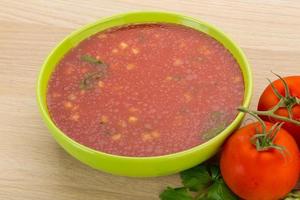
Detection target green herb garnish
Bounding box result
[81,55,107,67]
[200,179,238,200]
[160,163,238,200]
[202,123,227,141]
[160,187,193,200]
[79,71,105,90]
[180,165,211,192]
[79,55,109,90]
[137,34,146,43]
[284,190,300,199]
[210,111,223,122]
[202,111,227,140]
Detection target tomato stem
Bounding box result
[272,71,291,97]
[238,107,286,153]
[267,78,282,99]
[238,107,266,133]
[249,109,300,126]
[248,73,300,126]
[237,73,300,154]
[268,72,300,121]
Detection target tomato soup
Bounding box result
[47,23,244,157]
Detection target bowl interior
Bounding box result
[37,11,252,161]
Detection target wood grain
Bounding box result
[1,1,300,199]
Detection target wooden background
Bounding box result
[1,1,300,199]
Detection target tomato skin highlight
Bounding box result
[220,122,299,200]
[258,76,300,147]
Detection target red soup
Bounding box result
[47,23,244,157]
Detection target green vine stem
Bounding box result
[238,107,286,153]
[236,72,300,154]
[239,73,300,126]
[266,72,300,121]
[239,103,300,126]
[238,107,267,134]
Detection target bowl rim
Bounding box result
[36,10,253,160]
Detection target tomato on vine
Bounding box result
[220,120,299,200]
[257,74,300,146]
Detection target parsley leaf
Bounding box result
[160,187,193,200]
[79,71,105,90]
[205,179,238,200]
[180,165,212,192]
[160,162,238,200]
[81,55,107,67]
[202,111,227,140]
[202,123,227,141]
[79,55,108,90]
[284,190,300,199]
[209,165,221,180]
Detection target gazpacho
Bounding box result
[46,23,244,157]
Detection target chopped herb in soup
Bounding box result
[47,23,244,157]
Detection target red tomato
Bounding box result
[258,76,300,146]
[220,122,299,200]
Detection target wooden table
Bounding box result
[1,1,300,199]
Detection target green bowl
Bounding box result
[36,11,252,177]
